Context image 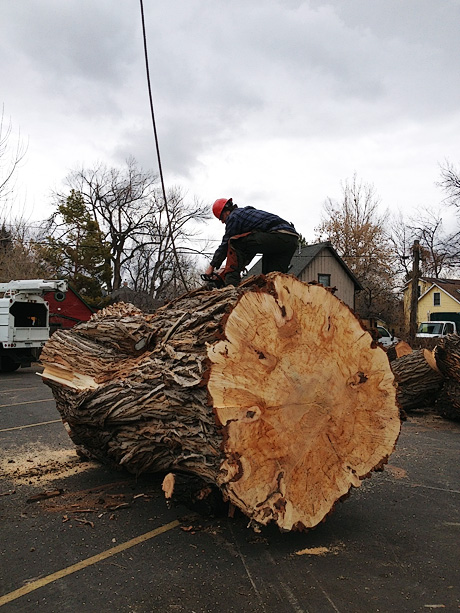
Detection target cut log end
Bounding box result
[207,275,400,530]
[386,340,413,362]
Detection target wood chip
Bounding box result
[295,547,330,556]
[26,489,64,503]
[75,518,95,528]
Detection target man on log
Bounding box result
[204,198,299,286]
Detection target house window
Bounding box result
[433,292,441,306]
[318,274,331,287]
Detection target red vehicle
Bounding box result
[44,285,95,332]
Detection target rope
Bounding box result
[139,0,189,291]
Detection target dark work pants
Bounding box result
[224,231,298,286]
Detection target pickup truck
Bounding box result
[376,325,399,347]
[416,320,458,339]
[0,279,67,372]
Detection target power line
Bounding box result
[1,234,220,248]
[0,236,215,259]
[1,221,218,244]
[139,0,189,291]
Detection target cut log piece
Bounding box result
[432,334,460,421]
[435,380,460,421]
[40,273,400,531]
[386,340,412,363]
[390,349,444,411]
[433,334,460,382]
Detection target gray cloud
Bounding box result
[1,0,459,227]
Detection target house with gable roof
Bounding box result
[403,277,460,330]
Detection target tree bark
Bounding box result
[435,380,460,421]
[40,273,400,531]
[433,334,460,382]
[390,349,444,411]
[432,334,460,421]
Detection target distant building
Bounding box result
[110,284,164,313]
[404,277,460,329]
[245,241,362,310]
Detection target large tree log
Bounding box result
[40,273,400,531]
[390,349,444,411]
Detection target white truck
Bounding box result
[376,325,399,348]
[416,320,459,339]
[0,279,67,372]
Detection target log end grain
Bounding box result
[207,274,400,531]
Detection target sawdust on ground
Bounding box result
[0,442,99,485]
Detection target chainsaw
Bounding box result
[200,271,226,289]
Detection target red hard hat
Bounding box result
[212,198,231,220]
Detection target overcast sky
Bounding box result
[1,0,459,250]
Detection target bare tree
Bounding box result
[389,210,414,281]
[438,160,460,209]
[316,174,390,272]
[0,107,27,209]
[126,243,201,301]
[407,208,460,278]
[392,204,460,280]
[123,189,209,299]
[0,218,48,282]
[50,159,209,296]
[52,159,158,292]
[315,174,399,322]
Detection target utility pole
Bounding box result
[409,240,420,342]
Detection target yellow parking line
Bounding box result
[0,520,180,607]
[0,399,52,408]
[0,419,62,432]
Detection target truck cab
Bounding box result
[416,320,458,339]
[0,279,67,372]
[376,325,399,347]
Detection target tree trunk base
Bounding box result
[40,273,401,531]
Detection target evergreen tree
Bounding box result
[39,190,111,305]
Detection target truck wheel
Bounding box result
[0,357,21,372]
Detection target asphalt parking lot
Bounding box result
[1,366,459,613]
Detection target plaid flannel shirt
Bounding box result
[210,207,298,269]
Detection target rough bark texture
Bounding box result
[433,335,460,420]
[433,334,460,382]
[434,380,460,421]
[40,273,401,531]
[41,290,238,481]
[390,349,444,411]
